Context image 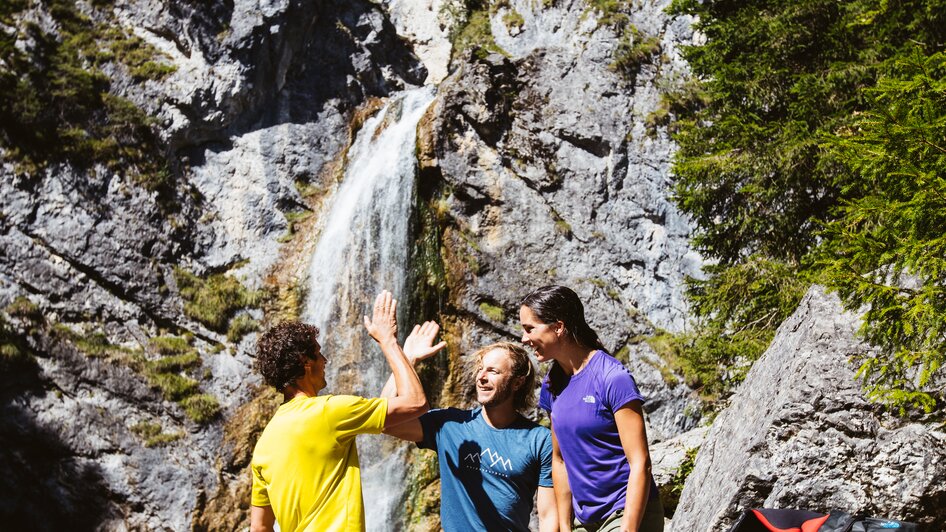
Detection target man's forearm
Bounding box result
[379,336,426,413]
[250,506,275,532]
[380,355,416,398]
[552,462,572,530]
[537,487,559,532]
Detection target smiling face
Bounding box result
[519,305,562,362]
[475,348,521,408]
[301,340,327,392]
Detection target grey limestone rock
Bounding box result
[419,0,703,439]
[669,286,946,531]
[0,0,426,528]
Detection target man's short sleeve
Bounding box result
[325,395,387,440]
[603,365,645,413]
[537,428,553,488]
[418,408,458,451]
[251,463,270,507]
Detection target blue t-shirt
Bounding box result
[418,407,553,531]
[539,350,656,524]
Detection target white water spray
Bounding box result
[302,86,435,531]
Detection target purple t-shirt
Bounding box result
[539,350,653,524]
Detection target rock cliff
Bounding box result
[1,0,423,528]
[18,1,935,531]
[412,0,702,440]
[669,286,946,531]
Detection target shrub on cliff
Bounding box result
[0,0,173,189]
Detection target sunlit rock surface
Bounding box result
[415,0,702,436]
[0,0,423,528]
[669,287,946,531]
[1,0,711,529]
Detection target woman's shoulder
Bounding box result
[590,350,627,372]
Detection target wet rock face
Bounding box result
[419,0,702,438]
[669,287,946,531]
[0,0,424,529]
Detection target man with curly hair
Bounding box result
[249,291,427,532]
[381,326,556,532]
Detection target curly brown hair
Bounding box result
[255,322,320,392]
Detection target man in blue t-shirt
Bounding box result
[381,323,556,532]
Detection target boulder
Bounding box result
[669,287,946,531]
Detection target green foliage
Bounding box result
[181,394,221,424]
[586,0,630,28]
[659,446,699,517]
[130,421,182,447]
[448,0,507,63]
[75,331,129,358]
[413,194,449,307]
[4,296,42,322]
[668,0,946,411]
[819,50,946,412]
[0,314,33,369]
[174,267,262,332]
[139,335,219,424]
[651,258,809,407]
[479,301,506,322]
[0,0,171,183]
[226,314,260,343]
[647,78,709,132]
[277,210,313,243]
[100,26,176,81]
[502,9,524,32]
[611,25,661,79]
[143,336,201,401]
[585,1,660,80]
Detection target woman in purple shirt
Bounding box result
[520,285,663,532]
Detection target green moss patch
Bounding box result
[130,421,182,448]
[0,0,173,183]
[659,446,699,517]
[479,301,506,322]
[175,267,262,333]
[181,393,221,424]
[447,0,508,64]
[226,314,260,343]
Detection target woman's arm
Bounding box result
[615,401,651,532]
[550,423,573,531]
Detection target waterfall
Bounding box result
[302,86,435,531]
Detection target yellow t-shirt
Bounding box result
[251,394,388,532]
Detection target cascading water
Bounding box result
[302,86,435,531]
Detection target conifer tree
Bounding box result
[820,50,946,411]
[667,0,946,410]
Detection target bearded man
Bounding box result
[382,323,557,532]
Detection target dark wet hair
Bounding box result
[520,285,606,352]
[255,322,320,392]
[473,342,537,411]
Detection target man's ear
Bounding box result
[512,375,526,392]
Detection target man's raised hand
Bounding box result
[364,290,397,344]
[403,321,447,363]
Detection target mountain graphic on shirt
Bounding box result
[464,447,513,471]
[582,395,596,404]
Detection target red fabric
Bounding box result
[752,510,800,532]
[801,515,830,532]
